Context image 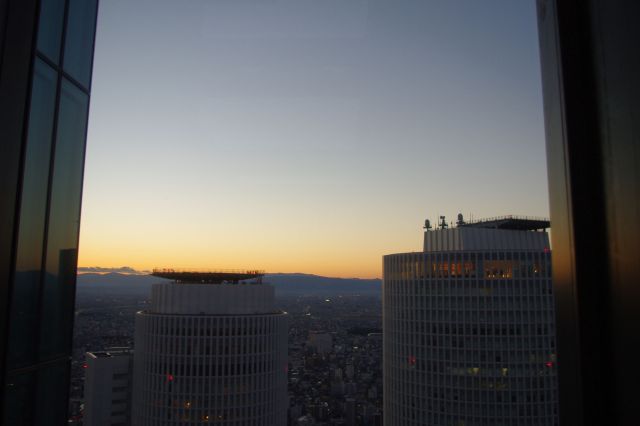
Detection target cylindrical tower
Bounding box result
[132,271,288,426]
[383,217,558,426]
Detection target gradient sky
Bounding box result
[79,0,548,278]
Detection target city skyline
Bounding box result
[1,1,635,425]
[79,0,547,278]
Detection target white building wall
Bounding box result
[424,227,550,252]
[384,228,558,426]
[132,284,288,426]
[84,350,133,426]
[151,283,275,315]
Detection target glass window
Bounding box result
[63,0,98,88]
[34,361,70,426]
[3,371,36,426]
[7,59,57,369]
[36,0,66,63]
[39,79,89,359]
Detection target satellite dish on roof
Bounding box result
[457,213,465,226]
[424,219,432,230]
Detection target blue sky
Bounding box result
[79,0,548,278]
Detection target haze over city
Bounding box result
[79,0,548,278]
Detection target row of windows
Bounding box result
[133,314,287,426]
[138,390,286,426]
[385,381,558,400]
[385,278,553,292]
[394,324,553,336]
[389,361,556,378]
[386,348,557,362]
[392,340,555,352]
[389,390,558,405]
[384,251,552,280]
[389,406,557,426]
[387,304,555,316]
[139,313,285,338]
[145,406,282,426]
[388,279,553,288]
[386,312,555,324]
[147,361,280,378]
[142,338,281,357]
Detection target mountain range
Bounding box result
[76,272,382,298]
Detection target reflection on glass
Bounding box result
[39,79,88,359]
[7,59,57,369]
[2,371,36,425]
[34,361,69,426]
[63,0,98,88]
[36,0,66,63]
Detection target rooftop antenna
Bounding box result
[423,218,432,231]
[439,215,448,230]
[456,213,466,226]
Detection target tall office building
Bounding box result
[84,349,134,426]
[383,216,558,426]
[536,2,639,423]
[132,270,289,426]
[0,0,99,424]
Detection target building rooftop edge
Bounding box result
[86,348,132,358]
[424,215,550,231]
[151,268,265,284]
[457,215,550,230]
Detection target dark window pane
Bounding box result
[63,0,98,88]
[39,79,88,359]
[7,60,57,369]
[3,371,36,425]
[36,0,66,63]
[34,360,70,426]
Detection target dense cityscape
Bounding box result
[70,289,383,425]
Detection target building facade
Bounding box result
[132,277,288,426]
[84,349,134,426]
[383,217,558,426]
[0,0,99,424]
[536,1,640,424]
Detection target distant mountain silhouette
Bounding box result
[263,273,381,297]
[76,272,381,298]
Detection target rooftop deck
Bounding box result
[151,268,265,284]
[457,215,550,231]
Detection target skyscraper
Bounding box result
[0,0,99,424]
[383,215,558,425]
[536,2,640,423]
[132,270,289,426]
[83,349,134,426]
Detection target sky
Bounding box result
[78,0,548,279]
